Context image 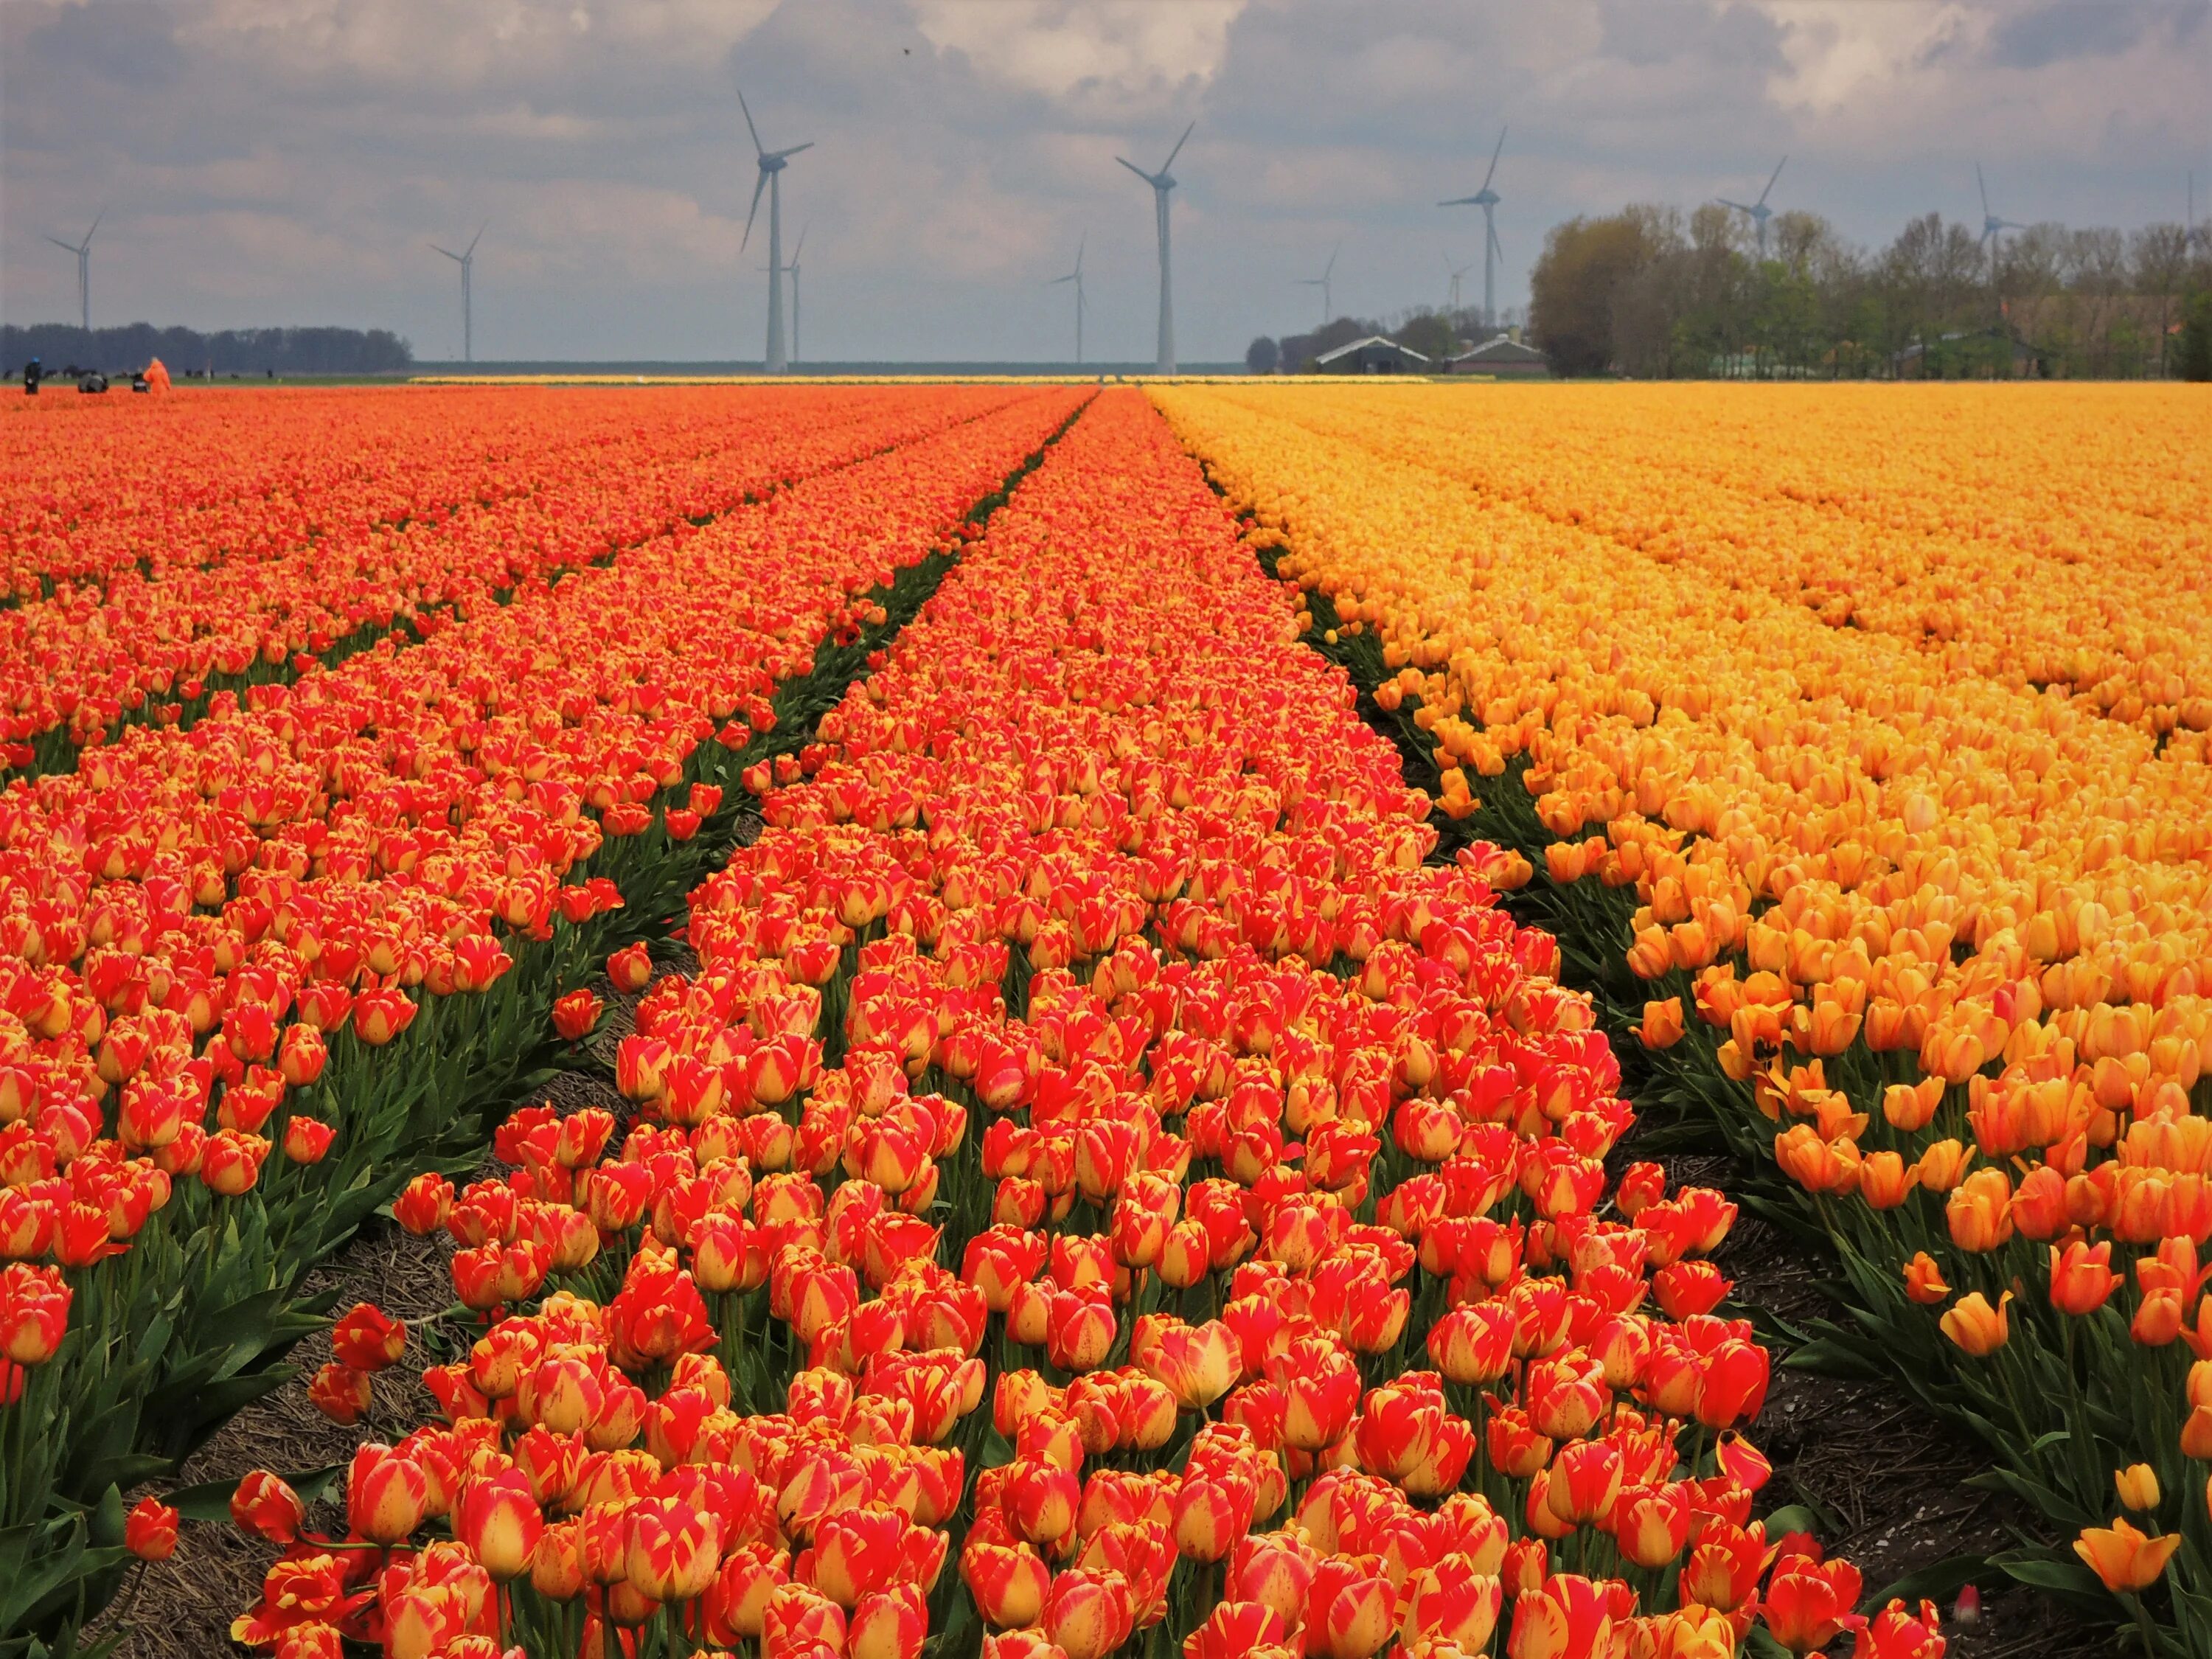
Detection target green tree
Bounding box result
[2182,293,2212,381]
[1245,336,1279,375]
[1393,310,1459,363]
[1528,212,1669,375]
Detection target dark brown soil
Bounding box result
[91,936,690,1658]
[1658,1152,2121,1659]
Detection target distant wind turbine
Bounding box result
[1976,164,2028,284]
[1117,122,1194,375]
[430,222,487,364]
[44,211,103,333]
[1717,156,1787,260]
[739,87,813,375]
[1444,252,1476,316]
[1295,243,1340,327]
[1046,236,1086,364]
[1439,126,1508,329]
[787,228,807,366]
[758,227,812,364]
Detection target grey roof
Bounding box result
[1451,336,1548,364]
[1314,335,1433,366]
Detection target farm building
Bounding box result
[1448,335,1551,376]
[1313,335,1433,374]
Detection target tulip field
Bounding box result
[0,380,2202,1659]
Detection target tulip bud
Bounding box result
[2116,1464,2162,1513]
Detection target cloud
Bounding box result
[2,0,2205,361]
[1986,0,2199,70]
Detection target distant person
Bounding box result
[145,358,171,394]
[23,358,40,396]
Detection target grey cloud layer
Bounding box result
[4,0,2205,361]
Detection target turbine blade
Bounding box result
[742,170,768,251]
[1325,241,1339,279]
[1481,125,1506,192]
[1978,162,1991,218]
[775,142,814,161]
[737,87,765,156]
[1717,200,1753,214]
[1759,155,1786,206]
[1075,232,1085,273]
[84,209,105,245]
[465,219,487,257]
[431,243,462,261]
[791,226,807,260]
[45,234,80,253]
[1489,221,1503,263]
[1160,120,1194,174]
[1116,156,1154,183]
[1439,196,1480,207]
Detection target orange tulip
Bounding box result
[2074,1516,2182,1592]
[1940,1290,2012,1357]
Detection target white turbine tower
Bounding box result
[1717,156,1787,260]
[431,223,487,364]
[1295,243,1339,327]
[1976,164,2028,287]
[739,88,813,375]
[1046,236,1086,365]
[787,228,808,366]
[1117,122,1194,375]
[44,211,103,334]
[1439,127,1507,330]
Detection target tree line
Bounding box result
[1529,204,2212,379]
[2,323,414,378]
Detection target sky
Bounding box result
[3,0,2208,364]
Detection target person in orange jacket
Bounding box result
[144,357,172,393]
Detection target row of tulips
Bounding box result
[1228,384,2211,740]
[1150,382,2212,1651]
[3,386,1028,777]
[211,389,1926,1659]
[3,385,1000,591]
[0,386,1090,1649]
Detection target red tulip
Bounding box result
[125,1496,178,1562]
[1185,1602,1287,1659]
[963,1540,1051,1628]
[306,1361,372,1425]
[230,1470,306,1544]
[1310,1553,1396,1659]
[552,990,603,1041]
[347,1443,430,1545]
[0,1264,72,1365]
[625,1496,722,1601]
[1506,1572,1615,1659]
[1041,1567,1135,1659]
[279,1116,335,1164]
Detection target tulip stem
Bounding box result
[2124,1591,2163,1658]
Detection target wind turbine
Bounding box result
[1117,122,1194,375]
[739,87,813,375]
[1439,126,1507,329]
[1444,252,1476,316]
[1295,243,1339,327]
[1046,236,1086,365]
[787,229,807,366]
[1976,164,2028,282]
[430,222,486,364]
[44,211,103,333]
[1717,156,1787,260]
